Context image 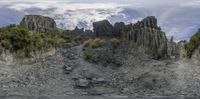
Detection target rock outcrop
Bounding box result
[113,22,126,36]
[20,15,57,33]
[167,37,180,59]
[93,20,113,37]
[177,40,187,59]
[63,27,95,41]
[91,16,169,59]
[123,16,168,59]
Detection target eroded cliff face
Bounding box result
[124,16,168,59]
[93,16,169,59]
[20,15,57,33]
[0,46,56,65]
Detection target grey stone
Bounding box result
[167,36,180,59]
[93,20,113,37]
[113,22,126,36]
[20,15,56,33]
[123,16,168,59]
[75,78,90,88]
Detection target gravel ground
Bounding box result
[0,45,200,97]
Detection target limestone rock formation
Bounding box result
[177,40,187,59]
[93,20,113,37]
[91,16,170,59]
[20,15,57,33]
[123,16,168,59]
[113,22,126,36]
[167,37,180,59]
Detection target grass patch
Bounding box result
[110,38,121,48]
[83,38,105,48]
[83,39,93,47]
[83,50,92,60]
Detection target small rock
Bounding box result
[121,88,129,93]
[75,78,90,88]
[66,67,72,71]
[92,78,106,84]
[63,65,73,74]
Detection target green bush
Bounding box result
[185,29,200,58]
[84,50,92,60]
[0,24,70,58]
[1,39,12,49]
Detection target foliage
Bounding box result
[110,38,121,48]
[83,39,93,47]
[185,29,200,58]
[83,38,105,48]
[83,50,92,60]
[89,38,106,48]
[0,24,70,57]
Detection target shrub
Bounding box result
[83,39,93,47]
[110,38,120,48]
[0,24,71,58]
[1,39,12,49]
[89,38,105,48]
[185,29,200,58]
[84,50,92,60]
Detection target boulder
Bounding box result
[20,15,56,33]
[93,20,113,37]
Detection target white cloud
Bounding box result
[5,1,127,29]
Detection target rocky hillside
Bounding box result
[1,15,200,98]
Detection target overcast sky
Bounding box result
[0,0,200,41]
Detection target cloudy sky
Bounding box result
[0,0,200,41]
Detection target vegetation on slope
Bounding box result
[83,38,106,48]
[110,38,121,48]
[185,29,200,58]
[0,24,70,57]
